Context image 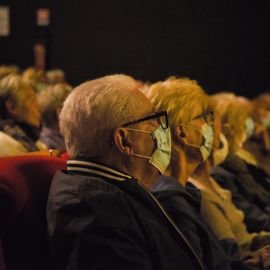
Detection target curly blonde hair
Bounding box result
[142,77,209,128]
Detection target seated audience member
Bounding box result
[0,74,44,154]
[210,95,270,233]
[38,83,72,149]
[235,94,270,195]
[46,74,205,270]
[244,93,270,177]
[143,78,233,269]
[189,110,270,262]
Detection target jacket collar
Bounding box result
[67,158,132,181]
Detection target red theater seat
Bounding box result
[60,151,70,161]
[0,155,66,270]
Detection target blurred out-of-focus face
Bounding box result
[253,108,268,135]
[14,86,41,127]
[183,108,214,162]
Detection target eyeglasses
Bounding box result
[191,111,214,125]
[123,111,169,129]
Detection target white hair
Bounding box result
[60,74,142,158]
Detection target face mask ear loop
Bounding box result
[130,153,151,159]
[125,125,172,174]
[124,128,152,159]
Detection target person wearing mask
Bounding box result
[47,74,205,270]
[189,112,270,264]
[143,77,233,270]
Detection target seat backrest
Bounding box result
[60,151,70,161]
[0,155,66,270]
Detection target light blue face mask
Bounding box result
[185,123,214,161]
[245,117,255,138]
[262,117,270,128]
[125,125,171,174]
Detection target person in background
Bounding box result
[38,83,72,150]
[244,93,270,177]
[0,74,45,155]
[22,67,47,93]
[47,74,204,270]
[211,94,270,233]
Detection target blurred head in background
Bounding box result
[0,74,41,128]
[38,83,72,149]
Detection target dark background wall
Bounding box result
[0,0,270,97]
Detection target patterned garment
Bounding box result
[0,118,38,152]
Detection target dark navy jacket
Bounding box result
[212,156,270,233]
[152,176,235,270]
[47,159,207,270]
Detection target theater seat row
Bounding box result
[0,155,67,270]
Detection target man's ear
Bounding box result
[113,128,133,155]
[173,124,188,145]
[5,100,18,117]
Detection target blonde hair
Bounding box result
[143,77,210,169]
[211,92,236,118]
[143,77,209,128]
[253,93,270,110]
[211,93,248,154]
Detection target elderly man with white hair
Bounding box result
[46,74,204,270]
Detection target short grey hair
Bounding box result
[38,83,72,125]
[60,74,141,158]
